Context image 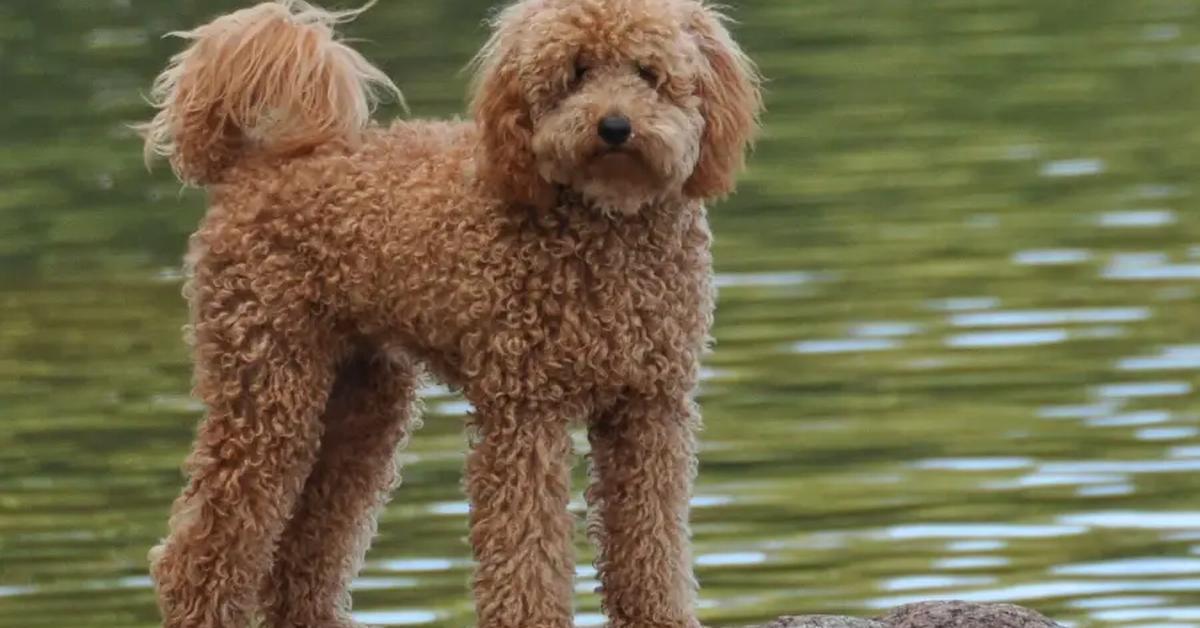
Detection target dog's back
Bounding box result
[186,117,492,380]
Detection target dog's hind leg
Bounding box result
[586,393,702,628]
[150,290,340,628]
[262,346,421,628]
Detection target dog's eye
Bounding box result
[636,64,659,86]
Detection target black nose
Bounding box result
[597,115,632,146]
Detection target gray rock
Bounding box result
[880,601,1062,627]
[756,616,885,628]
[753,601,1062,628]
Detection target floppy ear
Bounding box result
[683,3,763,201]
[469,6,558,210]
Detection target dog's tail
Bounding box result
[138,0,401,185]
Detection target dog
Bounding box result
[140,0,761,626]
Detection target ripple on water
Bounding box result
[1137,426,1200,441]
[695,551,769,567]
[1058,511,1200,530]
[1090,607,1200,623]
[986,471,1126,490]
[1086,410,1172,427]
[1076,483,1136,497]
[698,366,730,382]
[1108,252,1170,268]
[574,564,597,578]
[1144,24,1183,41]
[1118,345,1200,371]
[431,400,473,415]
[1098,209,1178,228]
[1041,158,1106,177]
[376,558,463,572]
[881,575,996,592]
[350,577,418,591]
[946,540,1008,553]
[945,329,1068,348]
[1054,557,1200,577]
[430,493,733,515]
[883,523,1086,540]
[949,307,1148,328]
[1092,381,1192,399]
[428,501,469,515]
[850,321,924,338]
[713,271,830,288]
[925,296,1001,312]
[913,457,1034,471]
[351,610,442,626]
[1104,255,1200,280]
[1041,459,1200,475]
[1037,401,1123,420]
[792,338,899,354]
[1069,594,1169,609]
[85,27,149,49]
[150,394,205,413]
[1012,249,1094,266]
[933,556,1010,570]
[1169,445,1200,459]
[0,585,36,598]
[690,494,735,508]
[576,613,607,626]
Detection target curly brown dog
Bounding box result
[140,0,761,626]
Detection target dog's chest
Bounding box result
[486,215,711,393]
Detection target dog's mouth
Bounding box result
[577,148,662,202]
[592,144,635,157]
[588,144,650,169]
[588,147,652,173]
[548,141,674,216]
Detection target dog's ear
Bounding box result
[469,6,558,210]
[683,3,763,202]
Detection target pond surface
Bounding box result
[3,0,1200,626]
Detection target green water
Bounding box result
[4,0,1200,626]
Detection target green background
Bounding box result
[3,0,1200,626]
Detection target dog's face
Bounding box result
[471,0,762,215]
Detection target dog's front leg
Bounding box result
[465,398,575,628]
[587,393,702,628]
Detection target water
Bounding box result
[2,0,1200,626]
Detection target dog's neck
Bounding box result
[500,186,698,248]
[552,184,691,222]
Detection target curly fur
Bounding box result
[140,0,761,627]
[138,0,401,185]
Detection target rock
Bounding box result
[756,616,885,628]
[755,601,1062,628]
[880,601,1061,627]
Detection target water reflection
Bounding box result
[1041,159,1106,178]
[1119,345,1200,371]
[4,0,1200,626]
[1099,210,1178,229]
[945,329,1070,348]
[353,610,445,626]
[1011,249,1093,266]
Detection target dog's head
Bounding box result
[470,0,762,215]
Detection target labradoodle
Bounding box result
[140,0,761,626]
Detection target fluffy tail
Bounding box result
[139,0,401,185]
